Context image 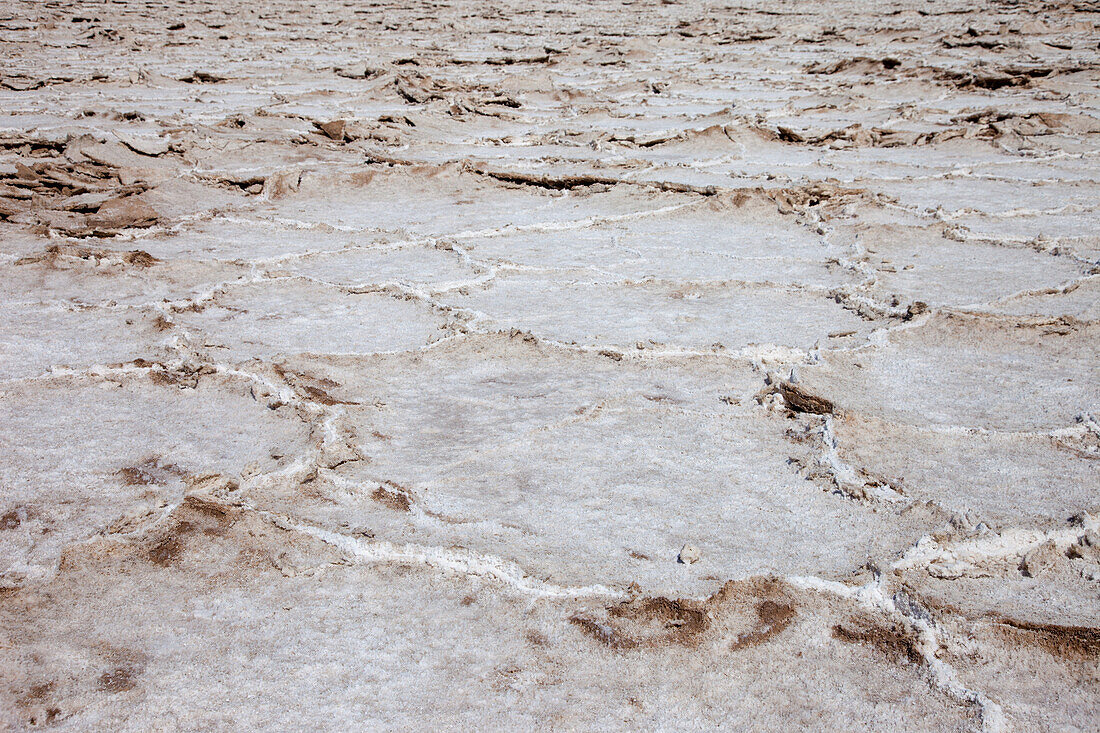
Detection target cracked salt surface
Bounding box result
[1,0,1098,729]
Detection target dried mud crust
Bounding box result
[993,618,1100,662]
[1,0,1099,729]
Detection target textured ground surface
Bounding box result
[1,0,1099,729]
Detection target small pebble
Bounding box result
[678,543,701,564]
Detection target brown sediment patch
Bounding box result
[18,681,54,704]
[15,243,159,269]
[179,70,226,83]
[777,383,835,415]
[479,168,619,191]
[608,596,710,645]
[524,629,548,647]
[930,64,1088,91]
[569,594,710,650]
[805,56,902,75]
[148,363,211,389]
[569,615,639,649]
[372,485,411,512]
[147,535,185,566]
[730,600,796,650]
[572,576,798,651]
[469,165,718,196]
[181,495,237,523]
[903,301,929,321]
[272,364,358,406]
[123,249,157,267]
[995,618,1100,661]
[145,495,240,566]
[709,576,800,648]
[117,456,185,486]
[767,183,865,214]
[1,505,35,530]
[16,681,61,726]
[149,369,193,388]
[831,617,923,664]
[96,667,138,693]
[118,466,155,486]
[212,173,266,193]
[299,383,357,406]
[758,379,835,415]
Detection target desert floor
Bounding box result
[1,0,1098,729]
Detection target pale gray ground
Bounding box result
[0,0,1098,730]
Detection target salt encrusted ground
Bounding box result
[1,0,1098,729]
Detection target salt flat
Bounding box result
[0,0,1098,729]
